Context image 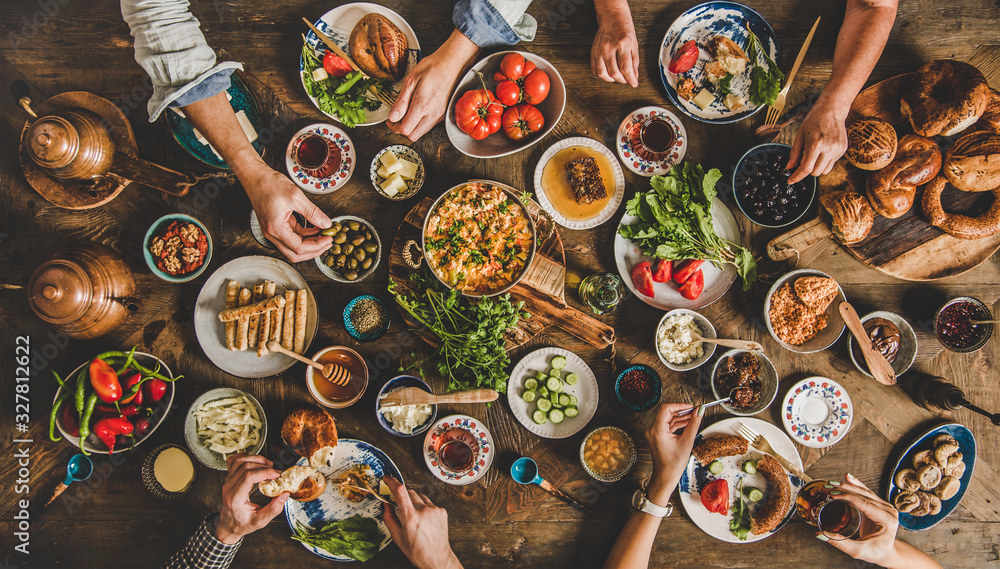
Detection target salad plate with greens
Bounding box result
[300,3,421,127]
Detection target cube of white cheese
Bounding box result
[379,150,402,175]
[380,173,407,197]
[376,163,389,178]
[692,88,716,110]
[396,158,419,181]
[235,110,258,144]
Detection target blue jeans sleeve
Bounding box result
[169,68,235,107]
[453,0,537,48]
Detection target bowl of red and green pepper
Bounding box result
[50,347,181,455]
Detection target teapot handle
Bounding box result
[119,296,141,313]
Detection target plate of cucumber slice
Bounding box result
[506,347,599,439]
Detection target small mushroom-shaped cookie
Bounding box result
[894,468,921,492]
[894,491,920,513]
[935,443,961,467]
[910,492,933,516]
[912,449,937,470]
[917,464,942,490]
[934,476,961,500]
[933,434,957,447]
[944,460,966,479]
[925,492,943,515]
[943,451,963,469]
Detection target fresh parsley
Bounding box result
[301,42,383,128]
[717,72,734,96]
[746,29,785,106]
[730,478,753,541]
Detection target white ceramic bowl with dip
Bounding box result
[655,309,717,372]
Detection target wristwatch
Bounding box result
[632,489,673,518]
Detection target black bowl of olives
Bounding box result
[316,216,381,282]
[732,143,816,228]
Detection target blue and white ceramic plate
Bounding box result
[781,377,853,449]
[658,1,782,123]
[284,439,403,561]
[423,415,494,485]
[162,73,264,169]
[679,417,804,543]
[886,423,976,532]
[284,123,356,194]
[300,2,421,126]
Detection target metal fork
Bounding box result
[736,423,812,483]
[764,16,821,128]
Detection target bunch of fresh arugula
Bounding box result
[291,516,384,562]
[746,28,786,106]
[302,43,383,128]
[618,161,757,290]
[388,269,529,393]
[730,478,753,541]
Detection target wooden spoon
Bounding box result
[266,340,350,386]
[379,387,498,408]
[690,331,763,352]
[839,302,896,386]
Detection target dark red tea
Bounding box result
[817,500,854,533]
[639,118,676,153]
[439,440,474,472]
[295,135,330,170]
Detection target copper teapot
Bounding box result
[27,243,141,339]
[25,107,115,181]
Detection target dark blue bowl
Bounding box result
[615,364,662,412]
[375,375,438,437]
[343,295,390,342]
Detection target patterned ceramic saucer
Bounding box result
[423,414,494,485]
[781,377,853,448]
[284,123,356,194]
[615,106,687,177]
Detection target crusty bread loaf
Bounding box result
[218,295,285,323]
[820,189,875,244]
[866,134,942,218]
[349,14,407,82]
[258,465,326,502]
[845,117,897,171]
[974,88,1000,133]
[943,129,1000,192]
[282,407,339,469]
[901,60,989,137]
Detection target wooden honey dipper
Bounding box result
[266,341,351,386]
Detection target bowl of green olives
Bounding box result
[317,216,382,282]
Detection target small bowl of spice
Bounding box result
[580,426,636,483]
[733,143,816,228]
[376,375,438,437]
[847,311,917,378]
[655,309,716,372]
[615,364,662,412]
[343,295,390,342]
[934,296,993,353]
[143,214,212,283]
[711,349,778,417]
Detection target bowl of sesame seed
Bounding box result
[343,295,390,342]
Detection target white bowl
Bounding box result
[184,387,267,470]
[655,309,717,371]
[847,310,918,379]
[764,269,846,354]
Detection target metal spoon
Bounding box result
[677,395,731,416]
[511,457,591,513]
[970,319,1000,326]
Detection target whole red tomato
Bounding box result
[520,69,550,104]
[454,88,503,140]
[501,104,544,141]
[494,53,550,105]
[700,479,729,515]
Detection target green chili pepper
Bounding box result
[114,346,137,375]
[52,370,65,387]
[74,366,87,415]
[49,393,71,442]
[334,72,363,95]
[78,393,98,456]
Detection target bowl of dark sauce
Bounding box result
[733,143,816,228]
[934,296,993,353]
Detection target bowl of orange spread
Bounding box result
[580,426,636,483]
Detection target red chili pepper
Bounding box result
[134,418,152,438]
[89,358,122,403]
[92,416,133,454]
[60,404,80,437]
[119,372,143,405]
[146,378,167,402]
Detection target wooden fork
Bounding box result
[301,21,398,107]
[763,16,821,128]
[736,423,812,483]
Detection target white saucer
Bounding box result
[780,377,853,448]
[532,136,626,230]
[285,123,356,194]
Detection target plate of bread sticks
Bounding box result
[194,256,318,378]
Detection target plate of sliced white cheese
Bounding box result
[184,387,267,470]
[370,145,424,200]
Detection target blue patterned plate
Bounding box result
[781,377,853,449]
[658,1,782,123]
[162,73,264,169]
[423,415,494,485]
[678,417,805,543]
[284,439,403,561]
[885,423,976,532]
[284,123,356,194]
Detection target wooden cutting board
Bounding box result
[388,181,616,350]
[768,72,1000,280]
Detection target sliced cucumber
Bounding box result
[549,392,560,405]
[552,399,564,409]
[532,410,548,425]
[524,377,538,391]
[539,386,550,399]
[548,408,565,423]
[535,371,549,381]
[559,394,571,406]
[742,460,757,475]
[743,486,764,503]
[548,369,562,379]
[546,377,563,393]
[522,390,537,402]
[564,406,579,418]
[550,355,567,369]
[708,460,724,475]
[564,372,579,386]
[568,395,578,406]
[537,398,552,412]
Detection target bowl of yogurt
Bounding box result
[376,375,438,437]
[655,309,716,372]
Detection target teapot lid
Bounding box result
[28,259,93,324]
[26,115,79,170]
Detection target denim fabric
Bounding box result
[169,68,234,108]
[453,0,536,47]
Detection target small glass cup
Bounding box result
[638,115,677,155]
[434,427,480,474]
[579,272,625,315]
[796,480,870,540]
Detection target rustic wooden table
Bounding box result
[1,1,998,568]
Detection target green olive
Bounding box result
[332,232,348,244]
[321,227,338,236]
[361,257,374,270]
[325,255,335,267]
[346,257,358,270]
[331,221,342,233]
[329,243,342,255]
[363,242,378,253]
[351,235,365,246]
[342,243,354,255]
[353,248,366,262]
[364,231,373,240]
[344,270,359,281]
[335,254,347,268]
[347,221,361,232]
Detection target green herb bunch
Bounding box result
[302,43,383,128]
[746,28,786,106]
[730,478,753,541]
[291,516,384,562]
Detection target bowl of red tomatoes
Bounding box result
[446,50,565,158]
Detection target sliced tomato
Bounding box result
[673,259,705,284]
[322,51,353,77]
[630,262,655,298]
[700,478,729,515]
[652,259,673,283]
[668,40,700,74]
[678,269,704,300]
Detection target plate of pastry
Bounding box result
[533,137,625,229]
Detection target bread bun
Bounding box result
[258,465,326,502]
[901,60,989,137]
[846,117,897,170]
[866,134,942,218]
[282,407,339,469]
[922,175,1000,239]
[974,88,1000,133]
[706,36,749,81]
[349,14,408,82]
[943,130,1000,192]
[820,189,875,244]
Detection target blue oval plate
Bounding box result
[284,439,402,561]
[885,422,976,532]
[658,1,782,124]
[162,73,265,169]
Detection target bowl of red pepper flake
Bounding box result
[143,214,213,283]
[615,364,662,412]
[934,296,993,353]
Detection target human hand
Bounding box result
[819,473,900,566]
[215,454,288,545]
[240,164,332,262]
[591,1,639,87]
[383,476,462,569]
[786,98,850,184]
[645,403,702,503]
[387,29,479,141]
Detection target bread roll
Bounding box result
[248,284,263,348]
[293,289,307,354]
[866,134,942,218]
[943,130,1000,192]
[282,407,339,469]
[225,280,240,351]
[901,60,989,137]
[257,465,326,502]
[217,295,285,323]
[236,288,252,351]
[282,290,295,351]
[349,14,408,82]
[820,189,875,244]
[846,117,897,170]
